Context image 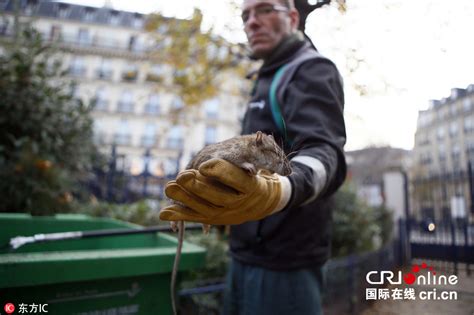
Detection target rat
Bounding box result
[169,131,292,315]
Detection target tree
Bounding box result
[0,28,98,215]
[295,0,347,32]
[331,183,393,257]
[145,9,250,109]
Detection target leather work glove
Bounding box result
[159,158,292,225]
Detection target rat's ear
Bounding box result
[255,131,263,146]
[261,133,275,148]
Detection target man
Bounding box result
[160,0,346,313]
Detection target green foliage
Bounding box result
[183,230,229,281]
[331,183,393,257]
[0,28,97,215]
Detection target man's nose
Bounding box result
[244,10,261,29]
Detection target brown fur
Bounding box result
[186,131,292,176]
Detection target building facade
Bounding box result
[345,147,411,210]
[0,0,248,188]
[411,85,474,220]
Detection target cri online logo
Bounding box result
[404,262,435,285]
[4,303,15,314]
[366,262,458,285]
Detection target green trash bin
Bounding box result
[0,213,206,315]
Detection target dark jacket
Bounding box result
[229,34,347,270]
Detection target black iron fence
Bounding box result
[401,218,474,275]
[86,146,180,203]
[322,241,402,315]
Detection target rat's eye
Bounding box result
[263,149,279,156]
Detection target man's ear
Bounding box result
[289,8,300,32]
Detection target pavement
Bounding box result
[360,261,474,315]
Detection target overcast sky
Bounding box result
[60,0,474,151]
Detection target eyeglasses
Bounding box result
[241,3,289,24]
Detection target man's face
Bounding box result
[242,0,299,59]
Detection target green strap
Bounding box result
[269,64,290,146]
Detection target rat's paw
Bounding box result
[240,162,257,175]
[170,221,178,232]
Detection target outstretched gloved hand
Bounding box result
[159,158,291,225]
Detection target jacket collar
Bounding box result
[258,31,308,75]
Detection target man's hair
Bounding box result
[279,0,295,9]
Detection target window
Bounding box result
[452,145,460,159]
[69,57,85,76]
[420,152,432,165]
[449,104,457,117]
[144,94,160,115]
[167,126,183,149]
[437,107,449,121]
[110,11,120,25]
[436,126,445,140]
[117,91,134,113]
[438,145,446,162]
[97,59,113,80]
[49,25,62,41]
[142,123,157,147]
[133,15,144,29]
[122,64,138,82]
[205,126,217,145]
[84,8,95,22]
[417,133,430,146]
[449,122,458,137]
[464,98,473,112]
[204,98,219,119]
[77,28,91,46]
[93,87,108,111]
[146,65,164,82]
[25,0,38,15]
[114,120,131,145]
[58,4,70,18]
[464,117,474,133]
[452,145,461,171]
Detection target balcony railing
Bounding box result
[93,99,109,111]
[145,73,163,83]
[0,30,152,54]
[122,71,138,82]
[167,138,184,150]
[68,66,86,77]
[117,101,134,113]
[96,69,113,80]
[113,134,132,146]
[143,104,160,115]
[141,136,157,147]
[61,34,148,53]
